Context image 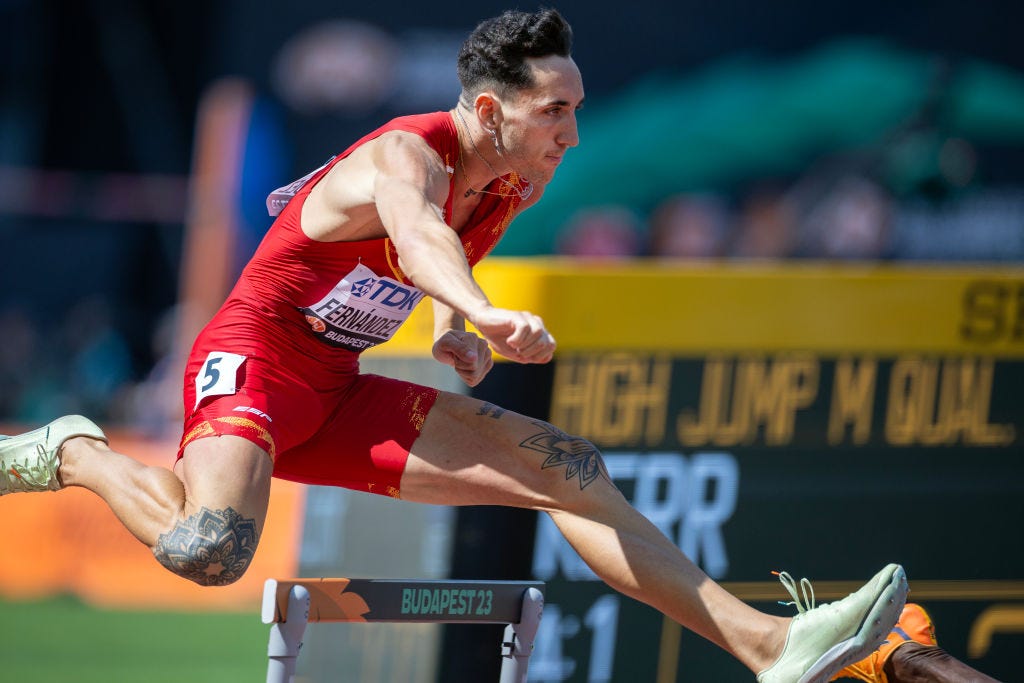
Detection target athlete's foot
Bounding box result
[0,416,107,494]
[757,564,908,683]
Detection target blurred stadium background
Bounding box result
[1,1,1022,681]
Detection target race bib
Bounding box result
[298,263,425,352]
[194,351,246,409]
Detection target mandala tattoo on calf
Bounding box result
[153,506,258,586]
[519,421,610,490]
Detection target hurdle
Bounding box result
[263,577,545,683]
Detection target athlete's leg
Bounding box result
[399,393,788,673]
[58,433,273,585]
[886,642,1001,683]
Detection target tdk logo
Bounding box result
[350,278,424,310]
[351,277,377,297]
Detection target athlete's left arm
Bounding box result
[431,298,493,387]
[432,298,465,338]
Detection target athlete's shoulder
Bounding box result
[378,112,456,153]
[383,111,454,132]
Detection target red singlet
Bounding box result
[179,112,527,497]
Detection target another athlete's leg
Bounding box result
[833,602,1000,683]
[399,394,787,673]
[887,642,1001,683]
[59,432,273,586]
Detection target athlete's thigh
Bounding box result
[154,435,274,585]
[271,373,439,497]
[173,434,275,534]
[400,391,612,510]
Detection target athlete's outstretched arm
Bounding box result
[372,132,490,315]
[370,132,556,364]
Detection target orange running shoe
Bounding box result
[832,603,937,682]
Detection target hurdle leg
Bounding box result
[499,587,545,683]
[266,585,311,683]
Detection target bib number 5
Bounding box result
[194,351,246,409]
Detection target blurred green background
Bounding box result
[0,596,266,683]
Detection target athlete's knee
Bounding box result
[152,506,260,586]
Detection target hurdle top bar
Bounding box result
[262,578,545,625]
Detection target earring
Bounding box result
[488,127,500,153]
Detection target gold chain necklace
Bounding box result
[454,108,534,201]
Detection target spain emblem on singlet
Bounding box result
[298,263,425,352]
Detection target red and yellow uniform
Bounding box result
[179,112,527,497]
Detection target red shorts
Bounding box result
[179,321,438,498]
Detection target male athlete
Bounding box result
[0,10,908,682]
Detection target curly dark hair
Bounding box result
[457,8,573,101]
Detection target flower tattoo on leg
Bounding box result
[519,421,610,490]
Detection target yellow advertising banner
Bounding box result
[366,259,1024,357]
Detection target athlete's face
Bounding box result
[495,55,584,185]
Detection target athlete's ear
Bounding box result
[473,93,501,130]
